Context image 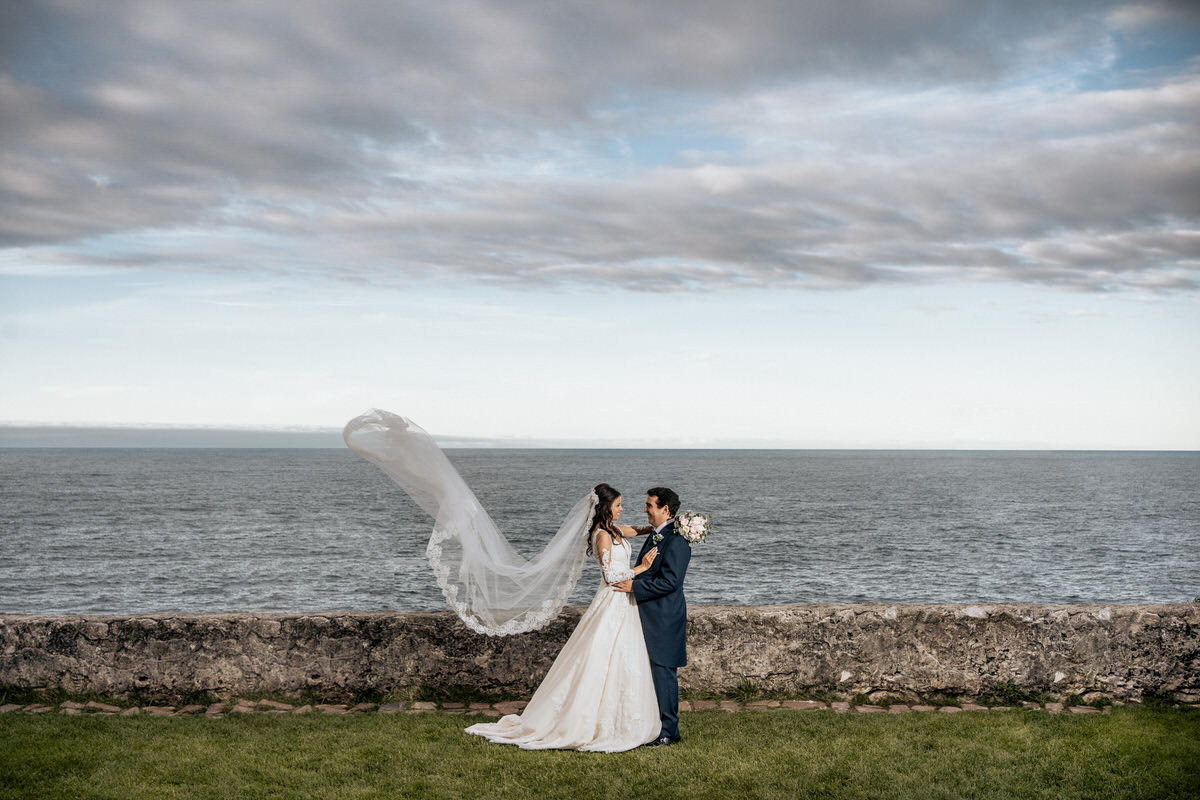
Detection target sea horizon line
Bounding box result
[0,423,1196,452]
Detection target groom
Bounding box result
[613,486,690,747]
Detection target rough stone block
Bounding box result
[379,702,405,713]
[782,700,826,711]
[747,700,780,709]
[81,621,109,640]
[253,620,282,638]
[256,700,294,710]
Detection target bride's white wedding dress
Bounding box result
[465,532,660,752]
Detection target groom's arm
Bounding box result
[630,538,690,601]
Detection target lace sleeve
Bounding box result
[595,531,634,585]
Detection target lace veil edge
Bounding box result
[345,408,597,637]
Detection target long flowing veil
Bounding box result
[343,408,596,636]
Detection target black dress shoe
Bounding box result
[644,735,679,747]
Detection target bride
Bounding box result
[465,483,661,752]
[342,410,662,752]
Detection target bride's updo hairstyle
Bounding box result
[586,482,621,556]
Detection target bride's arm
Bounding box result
[595,530,658,584]
[615,524,652,537]
[595,531,634,585]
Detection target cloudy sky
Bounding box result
[1,0,1198,447]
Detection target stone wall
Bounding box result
[2,604,1196,703]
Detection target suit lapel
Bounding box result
[637,532,654,563]
[640,520,675,565]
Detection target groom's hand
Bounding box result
[612,579,633,593]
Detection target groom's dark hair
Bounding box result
[647,487,680,517]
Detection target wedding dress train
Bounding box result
[465,534,660,752]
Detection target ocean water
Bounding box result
[1,448,1197,614]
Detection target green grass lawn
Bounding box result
[2,707,1197,800]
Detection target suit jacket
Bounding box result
[632,520,691,667]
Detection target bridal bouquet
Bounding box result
[675,510,712,545]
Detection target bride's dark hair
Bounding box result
[586,483,621,556]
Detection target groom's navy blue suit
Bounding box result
[633,520,690,741]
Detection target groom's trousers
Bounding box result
[650,663,680,740]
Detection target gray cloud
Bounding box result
[1,0,1198,294]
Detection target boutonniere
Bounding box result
[651,532,664,544]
